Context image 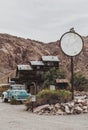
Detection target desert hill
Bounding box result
[0,33,87,82]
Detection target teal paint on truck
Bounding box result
[7,89,31,101]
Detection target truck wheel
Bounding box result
[4,98,8,102]
[12,96,14,99]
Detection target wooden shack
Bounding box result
[15,64,33,84]
[16,63,44,93]
[14,56,60,93]
[56,79,69,89]
[29,61,44,70]
[42,56,59,70]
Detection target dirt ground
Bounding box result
[0,100,88,130]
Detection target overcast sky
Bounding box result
[0,0,88,43]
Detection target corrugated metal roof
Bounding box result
[42,56,59,62]
[17,65,32,70]
[56,79,69,83]
[0,84,9,86]
[30,61,44,66]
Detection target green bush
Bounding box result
[74,73,88,91]
[42,68,66,87]
[37,89,71,105]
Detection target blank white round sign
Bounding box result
[60,32,83,56]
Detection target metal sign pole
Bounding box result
[60,28,84,101]
[71,57,74,100]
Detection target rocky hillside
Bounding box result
[0,33,87,80]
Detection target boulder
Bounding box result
[55,103,60,109]
[34,104,50,113]
[65,105,71,114]
[74,106,83,114]
[56,109,64,115]
[66,102,74,108]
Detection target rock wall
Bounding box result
[33,98,88,115]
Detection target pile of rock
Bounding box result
[33,98,88,115]
[74,91,88,97]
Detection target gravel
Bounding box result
[0,99,88,130]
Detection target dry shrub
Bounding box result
[10,99,22,105]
